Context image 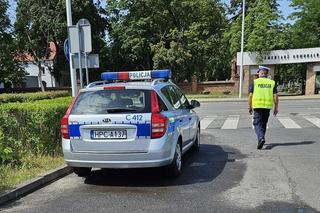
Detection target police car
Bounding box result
[61,69,201,177]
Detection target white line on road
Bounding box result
[277,117,301,129]
[303,116,320,128]
[221,115,240,129]
[201,117,216,130]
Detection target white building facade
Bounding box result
[23,61,57,88]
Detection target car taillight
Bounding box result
[60,95,78,139]
[61,115,69,139]
[151,113,168,139]
[151,90,168,139]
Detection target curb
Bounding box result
[197,96,320,103]
[0,165,72,206]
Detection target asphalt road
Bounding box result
[1,99,320,213]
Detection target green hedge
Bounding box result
[0,91,70,104]
[0,97,72,166]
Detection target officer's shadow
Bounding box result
[264,141,315,150]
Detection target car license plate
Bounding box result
[91,130,127,139]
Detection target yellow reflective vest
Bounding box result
[252,78,275,109]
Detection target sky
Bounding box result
[7,0,295,24]
[222,0,295,22]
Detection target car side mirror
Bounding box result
[190,100,200,108]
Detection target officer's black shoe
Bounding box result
[257,139,265,150]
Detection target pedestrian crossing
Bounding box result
[200,114,320,130]
[221,115,239,129]
[277,116,301,129]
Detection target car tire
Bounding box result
[192,127,200,152]
[167,142,182,177]
[73,167,91,177]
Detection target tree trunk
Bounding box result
[37,61,45,92]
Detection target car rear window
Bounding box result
[71,89,151,114]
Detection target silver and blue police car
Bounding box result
[61,69,201,177]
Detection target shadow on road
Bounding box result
[264,141,316,150]
[84,134,234,187]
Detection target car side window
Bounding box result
[173,86,190,109]
[158,95,168,111]
[161,86,181,110]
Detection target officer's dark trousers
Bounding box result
[253,108,270,142]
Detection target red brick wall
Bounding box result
[177,81,236,94]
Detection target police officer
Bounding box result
[248,66,279,149]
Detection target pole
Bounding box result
[66,0,77,97]
[239,0,245,98]
[85,53,89,85]
[78,24,83,89]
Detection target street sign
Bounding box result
[67,21,92,53]
[78,19,92,53]
[64,39,70,61]
[71,54,99,69]
[68,26,80,53]
[67,18,94,88]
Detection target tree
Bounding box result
[289,0,320,48]
[15,0,107,90]
[0,0,24,87]
[225,0,286,57]
[105,0,230,81]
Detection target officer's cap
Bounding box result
[257,65,270,73]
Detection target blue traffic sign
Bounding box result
[64,39,70,61]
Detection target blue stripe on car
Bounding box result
[136,124,151,137]
[69,124,81,137]
[68,123,151,138]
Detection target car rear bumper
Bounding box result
[62,138,175,169]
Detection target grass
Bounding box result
[0,155,65,192]
[186,92,237,99]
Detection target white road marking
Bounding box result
[201,117,216,130]
[303,116,320,128]
[277,117,301,129]
[221,115,240,129]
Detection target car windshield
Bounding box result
[71,89,151,114]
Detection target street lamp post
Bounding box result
[66,0,77,97]
[239,0,246,98]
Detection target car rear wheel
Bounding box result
[73,167,91,177]
[192,127,200,152]
[167,142,182,177]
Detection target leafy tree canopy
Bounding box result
[0,0,25,87]
[105,0,230,81]
[14,0,107,89]
[225,0,287,57]
[289,0,320,48]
